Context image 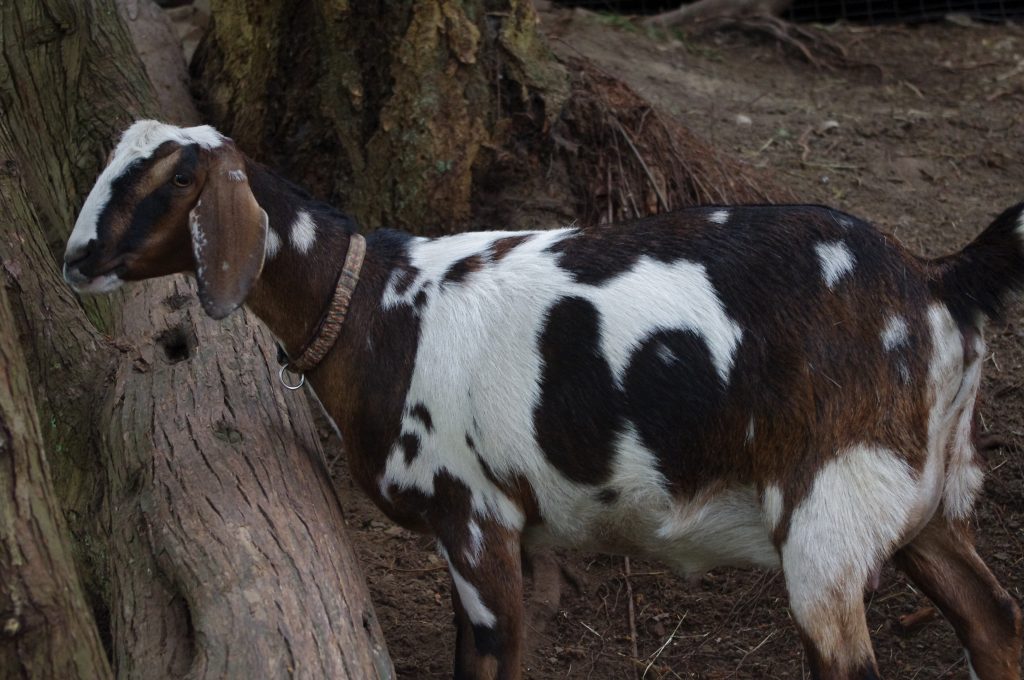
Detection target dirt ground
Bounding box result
[320,11,1024,680]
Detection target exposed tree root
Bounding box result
[643,0,793,28]
[697,14,852,69]
[642,0,864,71]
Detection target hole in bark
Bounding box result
[165,592,197,675]
[156,326,193,364]
[179,594,196,664]
[91,596,113,660]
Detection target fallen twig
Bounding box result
[624,557,640,680]
[643,614,687,678]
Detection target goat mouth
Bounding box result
[64,262,126,294]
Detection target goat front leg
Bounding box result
[893,516,1022,680]
[440,523,524,680]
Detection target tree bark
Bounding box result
[0,260,112,680]
[0,0,392,677]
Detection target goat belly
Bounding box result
[524,483,781,576]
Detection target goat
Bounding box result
[64,120,1023,680]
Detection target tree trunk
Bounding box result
[0,1,392,677]
[0,261,112,680]
[195,0,782,235]
[195,0,571,233]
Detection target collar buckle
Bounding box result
[278,364,306,391]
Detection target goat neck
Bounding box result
[240,159,366,365]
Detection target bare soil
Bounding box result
[327,12,1024,679]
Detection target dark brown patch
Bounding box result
[400,432,421,464]
[488,234,531,262]
[534,296,621,486]
[893,518,1023,680]
[596,488,618,504]
[133,147,184,198]
[409,402,434,433]
[466,432,501,488]
[443,254,486,285]
[391,265,419,296]
[427,471,476,546]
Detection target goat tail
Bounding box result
[931,202,1024,326]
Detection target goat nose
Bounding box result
[64,240,94,268]
[63,261,88,286]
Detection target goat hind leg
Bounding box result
[893,517,1022,680]
[785,570,881,680]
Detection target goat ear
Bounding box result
[189,151,268,319]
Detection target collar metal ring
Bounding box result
[278,364,305,391]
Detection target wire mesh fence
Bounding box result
[552,0,1024,23]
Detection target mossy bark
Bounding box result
[195,0,570,234]
[0,259,112,680]
[0,0,392,676]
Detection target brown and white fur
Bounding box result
[64,121,1023,679]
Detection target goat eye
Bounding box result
[172,174,193,188]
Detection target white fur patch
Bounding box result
[814,241,856,290]
[227,168,247,182]
[67,121,223,259]
[189,204,207,281]
[465,520,484,567]
[783,444,916,661]
[966,650,981,680]
[591,257,743,386]
[65,269,123,294]
[924,305,984,521]
[762,484,783,531]
[265,228,282,259]
[746,416,755,443]
[381,230,543,310]
[881,314,909,351]
[290,211,317,253]
[654,485,779,573]
[784,444,915,600]
[443,551,497,627]
[709,209,730,225]
[378,230,568,530]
